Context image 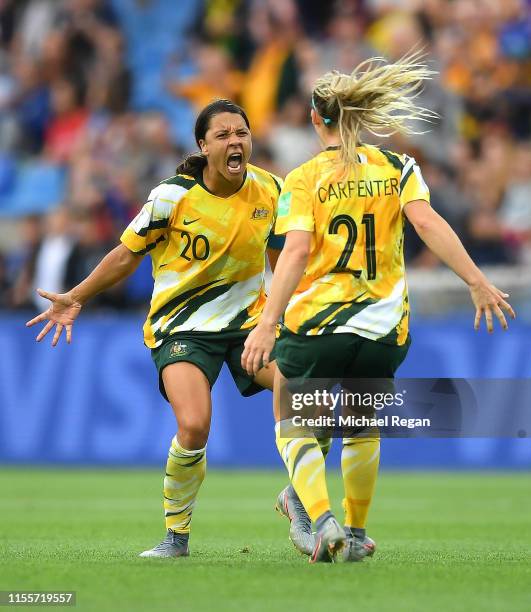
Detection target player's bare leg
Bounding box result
[140,362,211,558]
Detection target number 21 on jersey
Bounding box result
[328,213,376,279]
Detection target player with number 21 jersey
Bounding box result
[276,144,429,345]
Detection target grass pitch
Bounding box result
[0,469,530,612]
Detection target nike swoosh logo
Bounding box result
[183,218,200,225]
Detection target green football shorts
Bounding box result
[275,326,410,380]
[151,329,270,401]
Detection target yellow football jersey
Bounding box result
[275,144,430,345]
[121,164,282,348]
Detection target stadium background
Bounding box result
[0,0,530,471]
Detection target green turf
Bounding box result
[0,469,530,612]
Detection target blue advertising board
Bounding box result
[0,315,530,468]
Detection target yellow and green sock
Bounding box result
[163,436,206,534]
[275,421,331,522]
[341,433,380,532]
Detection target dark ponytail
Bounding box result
[175,99,250,176]
[175,153,208,176]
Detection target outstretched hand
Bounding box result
[26,289,82,346]
[470,281,516,332]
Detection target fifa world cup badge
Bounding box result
[170,341,188,357]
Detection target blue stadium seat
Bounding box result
[110,0,202,127]
[0,154,16,195]
[0,161,66,216]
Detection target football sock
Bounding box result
[286,437,332,503]
[163,436,206,534]
[341,433,380,530]
[275,420,331,522]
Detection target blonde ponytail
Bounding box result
[312,49,439,168]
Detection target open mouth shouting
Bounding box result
[227,152,244,175]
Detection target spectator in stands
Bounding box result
[85,27,130,115]
[32,206,74,311]
[12,0,61,59]
[55,0,121,92]
[0,0,17,49]
[0,0,529,312]
[0,52,19,152]
[44,77,88,163]
[267,95,318,174]
[10,56,51,154]
[168,43,243,111]
[239,1,300,137]
[193,0,251,69]
[64,207,125,309]
[10,214,42,308]
[498,143,531,264]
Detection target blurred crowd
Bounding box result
[0,0,529,311]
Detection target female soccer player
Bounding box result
[242,52,516,563]
[26,99,285,558]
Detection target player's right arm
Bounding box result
[25,244,142,345]
[26,184,174,345]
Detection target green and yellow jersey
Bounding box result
[275,144,430,345]
[121,164,282,348]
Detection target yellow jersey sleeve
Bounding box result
[120,184,177,255]
[399,156,430,210]
[274,167,314,234]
